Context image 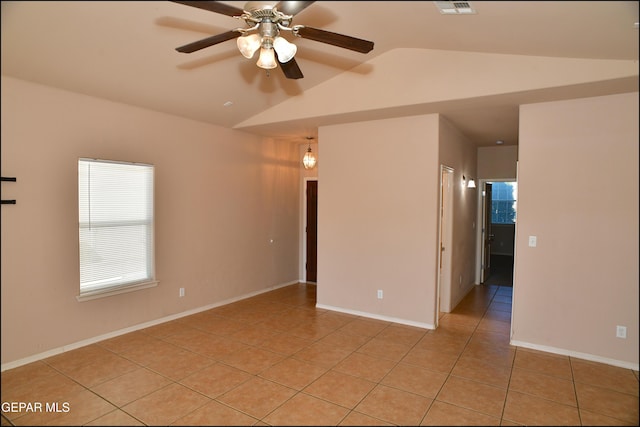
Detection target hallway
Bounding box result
[483,254,514,287]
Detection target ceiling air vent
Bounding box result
[434,1,477,14]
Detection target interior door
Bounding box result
[306,180,318,282]
[482,182,493,282]
[438,166,454,318]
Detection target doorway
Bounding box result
[478,180,516,286]
[305,179,318,283]
[437,166,454,323]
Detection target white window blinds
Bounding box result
[78,159,155,296]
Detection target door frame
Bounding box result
[474,178,518,284]
[436,165,454,324]
[302,177,318,283]
[482,182,493,283]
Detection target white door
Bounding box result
[437,166,454,321]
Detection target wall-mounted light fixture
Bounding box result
[302,137,317,169]
[463,175,476,189]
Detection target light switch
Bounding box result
[528,236,537,247]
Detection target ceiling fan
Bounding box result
[171,1,375,79]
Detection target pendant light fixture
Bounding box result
[302,137,317,169]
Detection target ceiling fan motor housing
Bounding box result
[259,21,278,47]
[243,1,292,24]
[245,1,279,12]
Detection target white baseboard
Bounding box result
[510,339,639,371]
[1,280,299,372]
[315,303,435,330]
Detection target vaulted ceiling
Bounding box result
[2,1,638,146]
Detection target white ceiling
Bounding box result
[2,1,638,146]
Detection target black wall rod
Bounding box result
[1,176,17,204]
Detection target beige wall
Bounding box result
[438,117,478,310]
[478,145,518,180]
[316,114,477,327]
[1,76,301,367]
[316,115,440,327]
[513,92,638,368]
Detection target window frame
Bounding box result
[77,158,157,301]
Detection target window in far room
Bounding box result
[491,181,517,224]
[77,158,156,300]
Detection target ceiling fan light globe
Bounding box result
[256,47,278,69]
[273,36,297,63]
[237,33,261,59]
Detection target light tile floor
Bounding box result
[1,283,638,426]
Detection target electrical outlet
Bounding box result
[377,290,383,299]
[616,325,627,339]
[179,287,185,297]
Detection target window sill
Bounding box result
[76,280,159,302]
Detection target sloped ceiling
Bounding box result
[1,1,638,146]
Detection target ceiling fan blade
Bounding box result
[275,1,315,16]
[295,26,374,54]
[170,1,244,17]
[176,30,241,53]
[278,57,304,79]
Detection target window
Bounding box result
[78,159,156,300]
[491,181,517,224]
